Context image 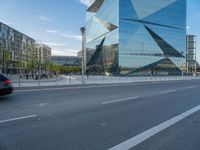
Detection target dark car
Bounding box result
[0,74,13,96]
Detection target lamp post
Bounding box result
[36,40,43,80]
[2,49,5,74]
[186,39,189,74]
[194,37,197,76]
[195,53,197,76]
[181,51,184,78]
[80,27,86,81]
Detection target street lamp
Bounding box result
[181,51,184,78]
[36,40,43,80]
[194,38,197,76]
[80,27,86,80]
[2,49,5,74]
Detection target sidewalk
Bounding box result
[11,75,200,88]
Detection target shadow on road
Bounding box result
[0,95,13,102]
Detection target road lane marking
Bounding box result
[185,85,198,89]
[39,103,47,107]
[160,90,177,94]
[0,114,38,124]
[102,96,139,105]
[108,105,200,150]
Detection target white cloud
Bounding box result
[46,30,59,33]
[61,33,82,41]
[52,49,78,56]
[186,26,190,30]
[39,15,53,22]
[80,0,95,6]
[45,30,81,41]
[43,42,66,46]
[42,31,81,56]
[65,31,73,34]
[43,42,79,56]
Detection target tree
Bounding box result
[0,47,12,74]
[51,64,81,75]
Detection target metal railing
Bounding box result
[7,74,200,88]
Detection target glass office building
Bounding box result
[51,56,81,66]
[0,22,35,74]
[86,0,186,75]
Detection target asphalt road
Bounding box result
[0,80,200,150]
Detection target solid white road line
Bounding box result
[0,114,38,124]
[160,90,177,94]
[108,105,200,150]
[102,96,139,105]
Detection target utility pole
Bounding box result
[186,38,189,74]
[2,50,5,74]
[194,43,197,76]
[80,27,86,80]
[181,51,184,78]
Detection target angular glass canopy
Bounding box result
[86,0,186,76]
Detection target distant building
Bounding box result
[77,50,82,58]
[51,56,81,66]
[35,44,51,64]
[0,22,35,74]
[186,35,197,74]
[77,49,93,61]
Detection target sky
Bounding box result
[0,0,199,60]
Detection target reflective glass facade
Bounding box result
[0,22,35,73]
[186,35,197,73]
[86,0,186,75]
[51,56,81,66]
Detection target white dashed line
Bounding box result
[0,114,38,124]
[108,105,200,150]
[160,90,177,94]
[185,85,198,89]
[102,96,139,105]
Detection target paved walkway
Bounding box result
[11,75,200,88]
